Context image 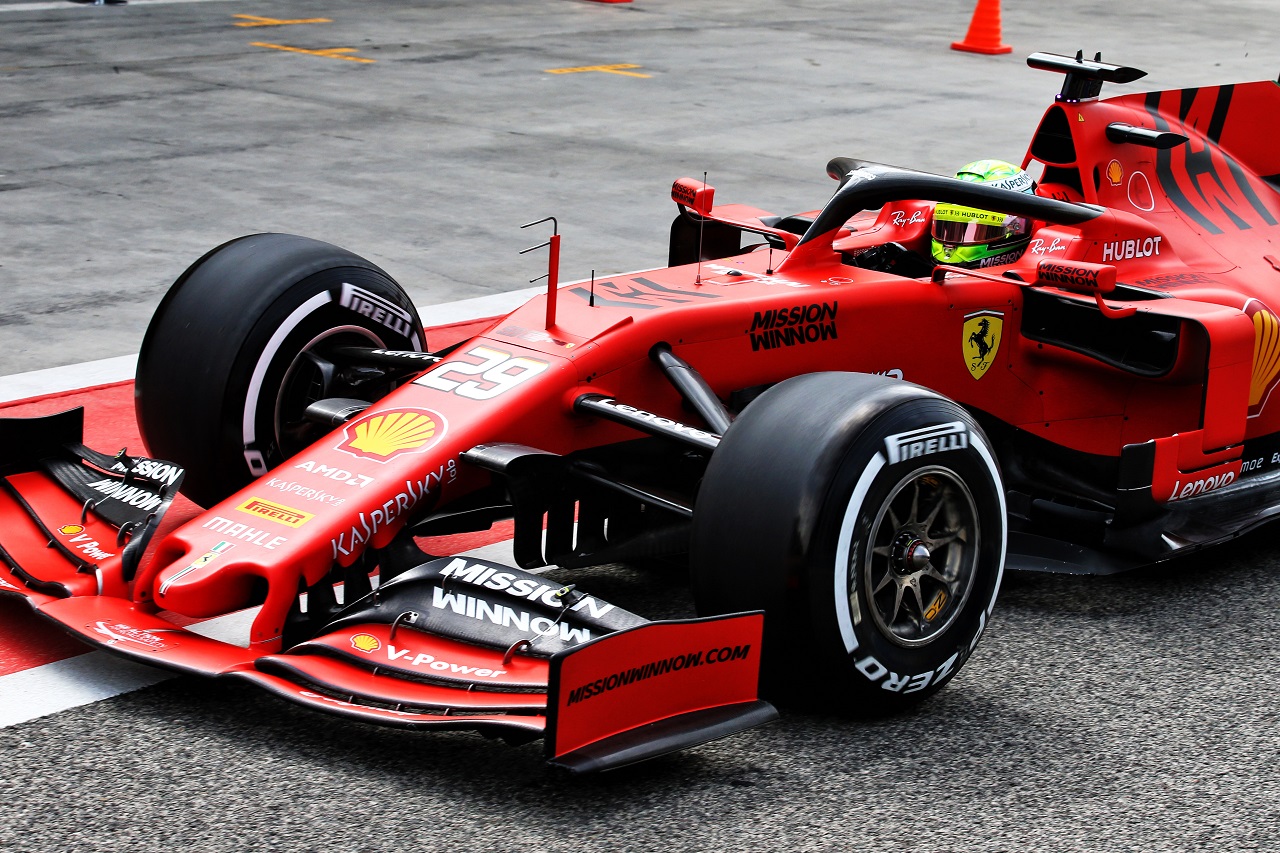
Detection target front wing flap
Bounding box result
[0,407,184,599]
[23,592,774,768]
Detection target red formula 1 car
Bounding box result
[4,52,1280,771]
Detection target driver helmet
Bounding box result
[931,159,1037,268]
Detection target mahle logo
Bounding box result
[335,408,446,463]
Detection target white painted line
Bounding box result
[1,0,245,12]
[456,538,521,567]
[0,604,257,727]
[0,266,663,403]
[182,607,258,647]
[0,651,172,727]
[0,354,137,403]
[0,288,542,404]
[415,286,543,328]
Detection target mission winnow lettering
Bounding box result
[86,479,163,512]
[748,302,838,351]
[566,644,752,705]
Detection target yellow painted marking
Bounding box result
[545,63,650,78]
[251,42,375,64]
[234,14,332,27]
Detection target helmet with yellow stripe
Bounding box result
[930,160,1036,268]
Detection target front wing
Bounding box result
[0,410,775,772]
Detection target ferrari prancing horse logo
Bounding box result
[963,311,1003,380]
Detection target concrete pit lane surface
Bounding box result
[2,1,1279,850]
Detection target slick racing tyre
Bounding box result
[136,233,426,508]
[691,372,1005,714]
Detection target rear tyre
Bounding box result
[691,372,1005,713]
[136,233,425,507]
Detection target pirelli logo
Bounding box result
[236,497,314,528]
[884,422,969,465]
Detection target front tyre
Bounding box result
[136,233,425,507]
[690,372,1005,713]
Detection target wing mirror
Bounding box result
[671,177,714,216]
[1034,259,1135,318]
[1033,259,1116,294]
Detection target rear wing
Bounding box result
[1026,50,1146,102]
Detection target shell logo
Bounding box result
[350,633,382,653]
[1106,159,1124,186]
[59,524,85,536]
[335,408,446,463]
[1250,306,1280,408]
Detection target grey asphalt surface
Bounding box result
[3,1,1280,851]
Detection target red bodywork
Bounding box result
[4,55,1280,766]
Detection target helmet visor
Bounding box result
[932,204,1028,246]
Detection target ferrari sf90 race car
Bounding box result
[4,52,1280,771]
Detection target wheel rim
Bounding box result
[861,466,979,648]
[273,326,389,460]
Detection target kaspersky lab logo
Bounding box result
[335,408,447,463]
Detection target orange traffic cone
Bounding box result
[951,0,1012,55]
